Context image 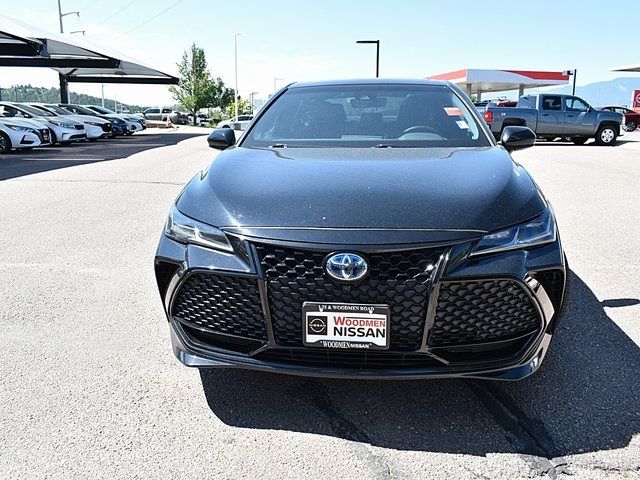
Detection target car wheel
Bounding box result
[571,137,588,145]
[625,121,637,132]
[0,131,12,154]
[595,125,617,146]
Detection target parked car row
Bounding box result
[0,102,147,153]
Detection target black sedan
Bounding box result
[155,79,566,380]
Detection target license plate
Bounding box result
[302,302,390,350]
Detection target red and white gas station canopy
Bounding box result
[427,68,570,95]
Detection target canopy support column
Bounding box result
[518,84,525,97]
[59,73,69,102]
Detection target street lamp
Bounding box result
[564,69,577,96]
[356,40,380,78]
[249,91,259,114]
[233,32,245,119]
[273,77,284,93]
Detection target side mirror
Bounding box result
[207,128,236,150]
[500,126,536,152]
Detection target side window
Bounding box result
[0,106,24,117]
[542,96,562,111]
[147,108,160,114]
[162,108,171,113]
[565,97,589,112]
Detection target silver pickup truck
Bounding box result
[483,94,623,145]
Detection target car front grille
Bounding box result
[102,123,112,132]
[429,279,541,347]
[167,243,543,363]
[255,244,445,350]
[74,124,84,130]
[171,273,268,341]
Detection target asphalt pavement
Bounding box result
[0,128,638,479]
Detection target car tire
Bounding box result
[571,137,588,145]
[595,125,618,146]
[0,131,12,154]
[625,121,637,132]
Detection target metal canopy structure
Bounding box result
[427,68,570,99]
[0,14,178,101]
[611,64,640,73]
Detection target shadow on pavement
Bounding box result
[199,270,640,457]
[0,132,205,181]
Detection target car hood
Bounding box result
[36,115,83,126]
[63,114,108,124]
[177,146,546,244]
[0,118,48,129]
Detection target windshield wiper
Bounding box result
[373,144,393,148]
[269,143,288,148]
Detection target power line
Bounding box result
[96,0,138,25]
[82,0,103,13]
[121,0,184,35]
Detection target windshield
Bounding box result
[89,105,115,114]
[14,104,52,117]
[45,105,74,115]
[67,105,99,115]
[243,84,490,148]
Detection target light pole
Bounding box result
[249,91,259,114]
[273,77,284,93]
[356,40,380,78]
[564,69,577,96]
[233,32,244,119]
[56,0,79,103]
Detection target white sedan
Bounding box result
[0,118,51,153]
[218,115,254,130]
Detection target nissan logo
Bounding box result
[324,253,368,282]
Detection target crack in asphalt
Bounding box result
[468,381,568,478]
[302,379,411,480]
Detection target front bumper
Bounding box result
[8,130,42,148]
[155,235,566,380]
[84,124,105,139]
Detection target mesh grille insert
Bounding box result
[430,279,540,347]
[171,273,267,341]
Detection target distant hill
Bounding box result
[0,84,147,112]
[530,77,640,107]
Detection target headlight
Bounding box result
[165,205,233,253]
[85,121,103,126]
[49,120,76,129]
[7,125,34,133]
[470,207,556,257]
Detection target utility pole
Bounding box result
[56,0,79,103]
[233,32,244,119]
[101,83,105,107]
[273,77,283,93]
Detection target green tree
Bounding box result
[224,97,252,118]
[169,44,233,125]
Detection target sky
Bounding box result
[1,0,638,106]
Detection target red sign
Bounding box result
[633,89,640,109]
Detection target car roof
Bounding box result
[288,78,450,88]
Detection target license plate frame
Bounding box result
[302,302,391,350]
